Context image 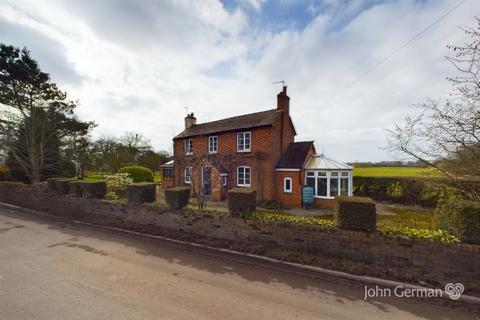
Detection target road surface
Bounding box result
[0,206,477,320]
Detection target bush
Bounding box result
[335,196,376,232]
[0,165,12,181]
[126,183,156,203]
[78,181,107,199]
[227,188,256,216]
[47,177,67,191]
[105,173,133,196]
[68,180,84,197]
[436,199,480,244]
[165,187,190,209]
[118,166,154,183]
[353,176,479,207]
[54,178,76,195]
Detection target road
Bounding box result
[0,206,477,320]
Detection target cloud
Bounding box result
[0,0,478,161]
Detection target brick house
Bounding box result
[172,86,352,208]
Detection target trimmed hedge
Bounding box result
[353,176,480,207]
[335,196,376,232]
[118,166,154,183]
[54,178,76,195]
[436,200,480,244]
[47,177,68,192]
[165,187,190,209]
[0,165,11,181]
[227,188,256,216]
[126,183,156,203]
[78,181,107,199]
[68,180,84,197]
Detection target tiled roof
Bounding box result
[174,109,283,139]
[276,141,314,169]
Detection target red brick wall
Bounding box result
[313,198,335,209]
[274,171,302,208]
[173,124,292,201]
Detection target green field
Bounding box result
[353,166,441,177]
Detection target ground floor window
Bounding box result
[305,170,352,198]
[184,167,192,184]
[284,177,292,193]
[164,168,174,178]
[237,166,251,187]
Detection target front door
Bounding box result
[201,167,212,196]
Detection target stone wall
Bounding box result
[1,182,479,294]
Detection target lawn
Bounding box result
[353,166,441,177]
[84,171,162,183]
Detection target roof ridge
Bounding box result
[191,108,278,127]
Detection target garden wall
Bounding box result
[1,182,479,293]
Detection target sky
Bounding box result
[0,0,478,162]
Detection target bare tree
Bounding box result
[386,18,480,199]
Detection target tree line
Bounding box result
[0,44,169,183]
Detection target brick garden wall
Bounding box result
[1,182,479,294]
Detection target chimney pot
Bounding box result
[185,112,197,129]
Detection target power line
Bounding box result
[329,0,468,101]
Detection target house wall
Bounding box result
[274,171,302,208]
[173,120,295,202]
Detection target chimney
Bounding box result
[277,85,289,114]
[184,112,197,129]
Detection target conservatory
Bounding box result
[304,154,353,199]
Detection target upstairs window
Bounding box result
[208,136,218,154]
[237,132,251,152]
[184,167,192,184]
[184,139,193,155]
[237,166,251,187]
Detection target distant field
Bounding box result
[353,166,441,177]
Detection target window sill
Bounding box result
[208,151,218,154]
[237,185,251,188]
[284,190,293,194]
[237,150,251,153]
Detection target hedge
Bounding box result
[126,183,156,203]
[68,180,84,197]
[54,178,76,195]
[335,196,376,232]
[0,165,11,181]
[436,199,480,244]
[353,176,480,207]
[227,188,256,216]
[78,181,107,199]
[164,187,190,209]
[118,166,154,183]
[47,177,68,192]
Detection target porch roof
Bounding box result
[305,154,352,170]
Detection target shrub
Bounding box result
[54,178,76,195]
[68,180,84,197]
[118,166,154,183]
[126,183,156,203]
[165,187,190,209]
[0,165,11,181]
[378,225,460,243]
[436,199,480,244]
[227,188,256,216]
[335,196,376,232]
[78,181,107,199]
[105,173,133,196]
[106,191,120,201]
[47,177,67,191]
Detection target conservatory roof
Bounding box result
[304,154,352,170]
[159,160,174,168]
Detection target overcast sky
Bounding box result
[0,0,477,161]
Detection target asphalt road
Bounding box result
[0,206,477,320]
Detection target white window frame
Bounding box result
[208,136,218,154]
[184,139,193,155]
[237,166,251,187]
[184,167,192,184]
[237,131,251,152]
[284,177,293,193]
[305,170,352,199]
